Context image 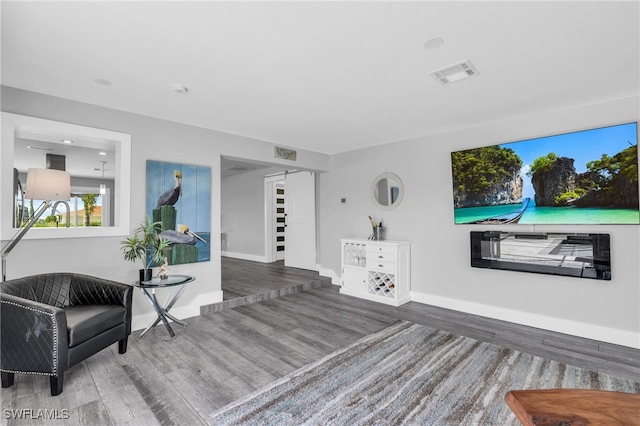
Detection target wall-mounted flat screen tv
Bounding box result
[451,122,639,224]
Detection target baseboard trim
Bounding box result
[410,291,640,349]
[131,290,222,331]
[221,251,270,263]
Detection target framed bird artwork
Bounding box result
[146,160,211,265]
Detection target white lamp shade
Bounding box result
[25,168,71,200]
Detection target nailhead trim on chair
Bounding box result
[0,369,53,377]
[0,300,58,376]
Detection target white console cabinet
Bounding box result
[340,238,411,306]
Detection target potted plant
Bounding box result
[121,216,170,282]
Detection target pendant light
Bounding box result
[99,161,106,195]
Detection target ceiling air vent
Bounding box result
[429,60,480,85]
[228,166,250,172]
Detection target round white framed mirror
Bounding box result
[371,172,404,210]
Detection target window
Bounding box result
[1,113,131,240]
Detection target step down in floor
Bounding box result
[200,276,332,315]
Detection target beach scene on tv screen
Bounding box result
[451,122,639,225]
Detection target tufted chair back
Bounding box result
[2,273,72,307]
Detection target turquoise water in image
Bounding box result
[454,201,640,224]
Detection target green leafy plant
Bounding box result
[585,146,638,190]
[554,189,586,205]
[451,146,522,197]
[120,216,170,270]
[81,194,99,227]
[527,152,558,177]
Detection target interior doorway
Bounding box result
[221,157,317,268]
[264,171,316,269]
[220,157,319,303]
[264,174,284,262]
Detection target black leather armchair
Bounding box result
[1,273,132,396]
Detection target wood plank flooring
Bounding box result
[202,257,331,313]
[221,258,327,300]
[1,258,638,425]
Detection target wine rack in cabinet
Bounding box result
[340,238,411,306]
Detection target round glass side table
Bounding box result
[132,275,195,339]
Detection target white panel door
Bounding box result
[284,171,316,270]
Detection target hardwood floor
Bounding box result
[1,258,638,425]
[202,257,331,313]
[221,257,326,300]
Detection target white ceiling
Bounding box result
[220,155,279,178]
[14,137,117,180]
[2,1,638,155]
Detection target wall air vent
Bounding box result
[429,60,480,85]
[274,146,297,161]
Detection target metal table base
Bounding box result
[133,275,194,339]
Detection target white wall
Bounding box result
[4,86,638,347]
[221,166,283,260]
[1,86,330,330]
[318,95,640,348]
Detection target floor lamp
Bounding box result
[1,168,71,282]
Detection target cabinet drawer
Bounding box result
[367,243,397,255]
[367,251,395,263]
[367,259,396,273]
